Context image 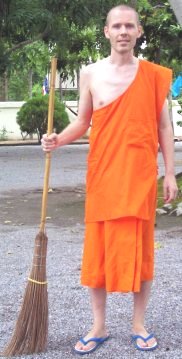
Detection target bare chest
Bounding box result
[90,63,139,110]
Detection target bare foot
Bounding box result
[74,328,109,353]
[132,326,157,349]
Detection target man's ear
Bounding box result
[137,25,144,38]
[104,26,110,39]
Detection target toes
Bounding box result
[147,338,157,347]
[135,335,157,349]
[74,345,80,350]
[75,341,95,352]
[75,342,84,351]
[83,344,94,351]
[137,339,148,348]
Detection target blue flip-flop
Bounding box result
[74,335,110,355]
[131,333,158,351]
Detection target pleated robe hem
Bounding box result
[80,216,155,293]
[80,277,154,293]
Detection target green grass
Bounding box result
[157,173,182,209]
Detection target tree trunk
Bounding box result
[4,71,8,100]
[76,68,80,108]
[28,69,33,98]
[59,75,63,101]
[0,71,8,101]
[155,44,161,64]
[76,69,80,93]
[0,76,4,100]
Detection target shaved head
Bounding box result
[106,5,140,26]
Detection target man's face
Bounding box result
[104,9,142,55]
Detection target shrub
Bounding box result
[0,126,8,141]
[17,95,70,143]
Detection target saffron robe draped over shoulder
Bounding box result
[85,60,172,223]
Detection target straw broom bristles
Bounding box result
[2,232,48,356]
[1,57,57,357]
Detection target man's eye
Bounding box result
[126,24,134,28]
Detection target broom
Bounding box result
[2,57,57,357]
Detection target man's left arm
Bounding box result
[158,100,178,203]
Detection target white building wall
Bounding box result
[0,102,25,140]
[0,100,182,141]
[0,101,78,140]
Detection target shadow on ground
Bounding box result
[0,186,182,231]
[0,187,85,229]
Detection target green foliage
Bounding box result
[8,71,30,101]
[62,90,78,101]
[32,83,42,97]
[136,0,182,72]
[7,41,50,100]
[9,41,50,74]
[57,24,99,81]
[1,0,182,100]
[16,95,69,143]
[0,0,50,73]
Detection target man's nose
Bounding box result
[120,25,127,34]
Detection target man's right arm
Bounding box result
[41,67,93,152]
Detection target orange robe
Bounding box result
[81,60,172,292]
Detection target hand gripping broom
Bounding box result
[2,57,57,357]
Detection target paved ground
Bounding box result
[0,144,181,359]
[0,143,181,229]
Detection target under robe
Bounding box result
[81,59,172,292]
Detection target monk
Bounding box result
[41,4,178,354]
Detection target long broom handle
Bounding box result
[40,57,57,232]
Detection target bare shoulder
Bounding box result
[80,58,109,77]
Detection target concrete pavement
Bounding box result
[0,144,181,359]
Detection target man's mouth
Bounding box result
[117,39,129,43]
